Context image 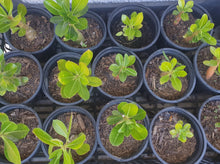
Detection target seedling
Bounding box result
[109,53,137,82]
[0,0,37,41]
[172,0,194,25]
[170,120,194,143]
[215,122,220,129]
[33,112,90,164]
[57,50,102,101]
[203,46,220,80]
[159,51,187,91]
[116,11,143,41]
[183,14,217,45]
[0,49,29,96]
[0,113,30,164]
[107,102,148,146]
[44,0,88,47]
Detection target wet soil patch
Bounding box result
[48,66,81,103]
[145,55,189,100]
[164,13,201,48]
[48,112,95,162]
[3,57,40,103]
[95,54,138,96]
[200,100,220,150]
[99,105,145,158]
[63,18,103,48]
[197,46,220,90]
[0,109,39,160]
[10,14,54,52]
[152,112,196,163]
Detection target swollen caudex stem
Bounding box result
[18,21,37,41]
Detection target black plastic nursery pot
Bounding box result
[107,4,160,52]
[0,51,43,105]
[0,104,42,164]
[198,95,220,154]
[160,3,213,51]
[96,99,150,162]
[193,42,220,94]
[143,48,196,104]
[91,47,143,99]
[4,6,56,61]
[56,10,107,53]
[41,106,97,164]
[42,52,93,106]
[149,106,207,164]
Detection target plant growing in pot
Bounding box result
[38,106,97,163]
[1,0,55,60]
[149,107,206,164]
[143,48,196,103]
[44,0,106,53]
[198,95,220,154]
[92,47,143,99]
[107,4,160,52]
[96,99,149,162]
[42,49,102,105]
[0,50,43,105]
[0,104,42,164]
[161,0,215,51]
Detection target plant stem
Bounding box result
[184,31,199,43]
[67,112,73,142]
[174,11,183,25]
[18,22,37,41]
[206,60,219,80]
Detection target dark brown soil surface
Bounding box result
[200,100,220,150]
[197,46,220,90]
[63,18,103,48]
[0,109,39,160]
[112,20,153,48]
[99,105,145,158]
[11,14,54,52]
[152,112,196,163]
[95,54,138,96]
[48,66,81,103]
[48,112,95,162]
[145,55,189,100]
[2,57,40,103]
[164,13,201,48]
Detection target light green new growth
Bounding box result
[172,0,194,25]
[0,0,37,41]
[215,122,220,128]
[44,0,88,47]
[159,51,187,92]
[183,14,217,45]
[107,102,148,146]
[169,120,194,143]
[109,53,137,82]
[116,11,144,41]
[0,49,29,96]
[0,113,30,164]
[57,49,102,101]
[33,113,90,164]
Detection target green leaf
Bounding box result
[0,22,10,33]
[125,68,137,77]
[199,14,208,28]
[183,123,191,130]
[178,0,185,8]
[133,12,143,26]
[58,71,74,85]
[128,55,136,66]
[172,10,179,16]
[124,27,135,41]
[80,75,89,86]
[50,139,63,147]
[52,119,68,139]
[44,0,62,15]
[55,21,69,37]
[0,113,9,123]
[175,120,183,130]
[109,64,120,76]
[32,128,55,146]
[185,1,194,9]
[63,150,72,164]
[74,18,88,30]
[2,0,13,15]
[214,48,220,58]
[215,122,220,128]
[178,135,187,143]
[119,72,127,82]
[78,84,90,100]
[17,28,25,37]
[107,115,123,125]
[0,6,7,16]
[1,121,17,134]
[171,77,182,91]
[175,65,186,71]
[79,62,89,76]
[131,123,148,140]
[118,123,126,133]
[17,3,27,17]
[66,133,86,150]
[160,75,170,85]
[159,62,171,72]
[134,30,142,37]
[65,61,80,74]
[203,60,217,66]
[75,143,90,155]
[87,76,102,87]
[131,11,137,18]
[75,5,88,17]
[72,0,88,15]
[11,27,19,34]
[109,124,124,146]
[202,33,217,45]
[50,16,63,24]
[170,58,177,69]
[121,14,129,25]
[57,59,67,71]
[186,131,194,138]
[62,80,80,98]
[2,137,21,164]
[80,49,93,66]
[116,31,123,36]
[176,70,187,77]
[49,149,62,160]
[132,108,146,120]
[115,54,123,65]
[190,24,197,32]
[121,103,138,117]
[169,129,178,137]
[181,13,189,21]
[123,54,129,67]
[4,63,18,77]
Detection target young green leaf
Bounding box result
[131,123,148,140]
[0,113,9,123]
[75,143,90,155]
[109,124,125,146]
[52,120,68,139]
[66,133,86,150]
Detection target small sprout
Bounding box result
[203,46,220,80]
[0,49,29,96]
[44,0,88,46]
[109,53,137,82]
[170,120,194,143]
[159,51,187,91]
[107,102,148,146]
[33,113,90,164]
[183,14,217,45]
[172,0,194,25]
[0,113,30,164]
[215,122,220,128]
[0,0,37,41]
[57,50,102,101]
[116,11,143,41]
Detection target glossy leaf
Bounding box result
[72,0,88,14]
[87,76,102,87]
[75,143,90,155]
[132,108,146,120]
[109,124,124,146]
[78,84,90,100]
[32,128,55,146]
[121,103,138,117]
[171,76,182,91]
[80,49,93,66]
[62,80,80,98]
[44,0,62,15]
[53,119,68,139]
[1,121,17,134]
[131,123,148,140]
[67,133,86,150]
